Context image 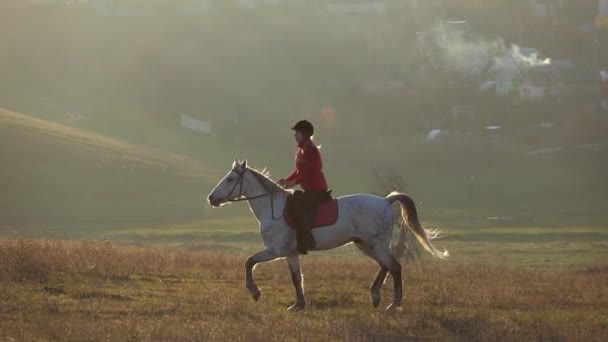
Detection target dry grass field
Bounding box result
[1,237,607,341]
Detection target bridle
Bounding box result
[225,168,284,220]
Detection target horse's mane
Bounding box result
[246,166,284,193]
[250,166,272,179]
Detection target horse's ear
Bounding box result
[233,157,239,167]
[242,159,247,168]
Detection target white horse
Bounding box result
[207,159,448,311]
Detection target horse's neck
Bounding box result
[243,172,286,222]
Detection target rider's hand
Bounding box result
[278,179,295,188]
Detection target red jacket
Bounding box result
[285,138,328,191]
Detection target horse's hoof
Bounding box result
[385,302,402,311]
[248,286,261,302]
[287,303,305,312]
[371,295,381,308]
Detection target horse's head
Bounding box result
[207,158,248,207]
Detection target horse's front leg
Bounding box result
[245,248,279,302]
[286,255,306,311]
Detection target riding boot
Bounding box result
[295,211,315,255]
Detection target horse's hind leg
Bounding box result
[369,244,403,311]
[385,254,403,310]
[370,266,388,308]
[286,255,306,311]
[355,242,388,308]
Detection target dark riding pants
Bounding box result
[291,189,332,220]
[290,189,331,253]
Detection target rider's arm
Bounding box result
[285,170,298,184]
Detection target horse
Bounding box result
[207,158,448,311]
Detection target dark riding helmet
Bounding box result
[291,120,314,137]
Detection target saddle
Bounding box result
[284,192,339,230]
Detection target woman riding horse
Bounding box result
[277,120,331,255]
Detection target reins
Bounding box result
[225,168,285,220]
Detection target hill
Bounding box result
[0,108,216,231]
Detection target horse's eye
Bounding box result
[227,177,234,182]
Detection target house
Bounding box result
[180,115,212,135]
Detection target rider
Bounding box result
[278,120,330,255]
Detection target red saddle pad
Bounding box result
[284,197,339,230]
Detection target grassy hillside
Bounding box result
[62,108,608,230]
[2,104,607,244]
[0,108,219,231]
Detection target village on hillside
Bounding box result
[4,1,608,151]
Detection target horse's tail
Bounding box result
[386,192,449,260]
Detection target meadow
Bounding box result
[55,216,606,271]
[1,237,607,341]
